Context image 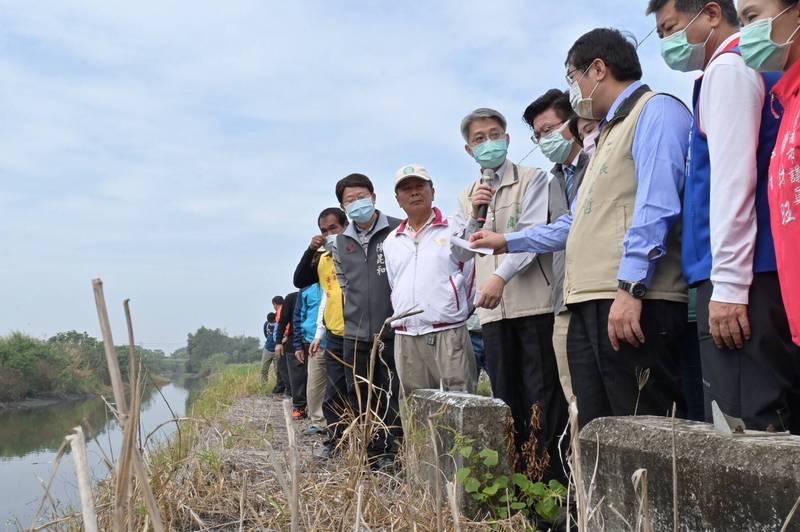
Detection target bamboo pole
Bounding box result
[92,279,128,414]
[92,280,164,532]
[66,426,99,532]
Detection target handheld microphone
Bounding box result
[476,168,495,228]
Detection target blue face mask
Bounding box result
[471,138,508,169]
[346,197,376,224]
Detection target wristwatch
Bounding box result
[618,280,647,299]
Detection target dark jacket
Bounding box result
[549,152,589,314]
[274,291,298,346]
[263,320,276,351]
[333,210,401,341]
[293,247,319,289]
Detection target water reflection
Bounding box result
[0,378,203,526]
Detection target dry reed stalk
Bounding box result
[446,481,461,532]
[631,468,653,532]
[66,426,99,532]
[568,399,588,531]
[354,482,364,531]
[427,415,443,532]
[92,279,129,531]
[359,309,423,469]
[92,279,128,412]
[30,503,113,531]
[92,280,164,532]
[781,494,800,532]
[282,398,300,532]
[238,470,247,532]
[28,440,69,529]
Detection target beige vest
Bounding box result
[564,90,687,305]
[458,160,554,325]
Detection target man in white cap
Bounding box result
[383,164,477,396]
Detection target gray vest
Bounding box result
[549,152,589,314]
[337,212,402,341]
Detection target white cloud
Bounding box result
[0,0,696,352]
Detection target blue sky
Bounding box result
[0,1,696,353]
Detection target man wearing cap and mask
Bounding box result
[560,28,692,428]
[649,0,800,433]
[451,107,566,479]
[383,164,477,397]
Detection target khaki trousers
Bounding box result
[260,349,275,383]
[395,326,476,396]
[553,311,574,401]
[306,345,327,426]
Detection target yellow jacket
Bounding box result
[318,252,345,337]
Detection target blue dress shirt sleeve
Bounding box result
[618,94,691,286]
[505,212,573,254]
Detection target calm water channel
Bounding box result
[0,378,201,529]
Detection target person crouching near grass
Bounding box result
[383,164,477,397]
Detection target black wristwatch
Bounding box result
[618,280,647,299]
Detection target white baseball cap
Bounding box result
[394,164,433,189]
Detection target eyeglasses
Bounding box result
[531,122,564,144]
[342,194,372,207]
[469,130,506,147]
[565,62,594,86]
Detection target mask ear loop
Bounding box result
[785,22,800,46]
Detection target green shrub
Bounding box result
[454,435,567,522]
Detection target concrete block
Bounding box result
[579,416,800,531]
[404,389,514,519]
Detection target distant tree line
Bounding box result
[0,331,181,402]
[0,326,261,401]
[184,326,261,375]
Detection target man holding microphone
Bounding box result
[451,107,567,479]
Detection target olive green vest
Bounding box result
[564,88,688,305]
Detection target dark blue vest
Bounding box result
[682,46,781,285]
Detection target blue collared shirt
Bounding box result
[505,81,691,287]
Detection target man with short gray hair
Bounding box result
[452,107,567,479]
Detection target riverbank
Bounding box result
[53,363,533,530]
[0,392,88,411]
[0,373,171,411]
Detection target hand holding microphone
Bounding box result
[472,168,496,228]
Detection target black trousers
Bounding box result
[567,299,687,428]
[343,337,402,457]
[482,314,567,480]
[323,333,349,443]
[697,273,800,433]
[286,346,308,410]
[680,321,705,422]
[275,348,291,396]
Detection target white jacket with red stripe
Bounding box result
[383,207,475,336]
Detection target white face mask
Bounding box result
[582,129,600,157]
[569,64,601,120]
[323,234,337,252]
